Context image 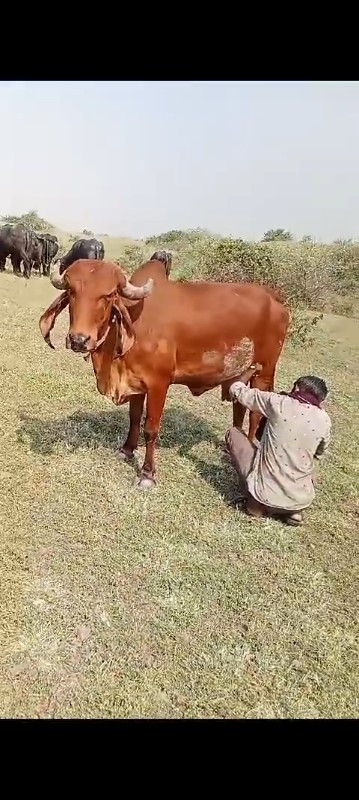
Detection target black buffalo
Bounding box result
[0,223,35,278]
[58,238,104,274]
[30,233,59,276]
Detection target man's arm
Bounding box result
[314,419,331,460]
[229,363,276,418]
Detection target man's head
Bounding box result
[293,375,328,404]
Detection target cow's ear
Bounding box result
[39,291,69,349]
[112,296,136,357]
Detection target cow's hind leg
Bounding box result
[118,394,145,461]
[137,384,168,490]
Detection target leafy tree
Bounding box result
[0,209,51,231]
[262,228,293,242]
[145,228,212,248]
[82,228,94,236]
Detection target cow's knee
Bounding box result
[144,428,157,444]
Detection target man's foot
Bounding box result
[244,498,267,519]
[284,511,304,527]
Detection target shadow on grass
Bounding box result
[188,453,245,506]
[18,405,219,455]
[17,405,241,502]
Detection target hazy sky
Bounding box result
[0,80,358,241]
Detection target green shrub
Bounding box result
[145,228,214,252]
[118,245,149,273]
[178,237,281,287]
[173,236,359,345]
[288,310,324,347]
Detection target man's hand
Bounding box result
[312,465,319,487]
[236,362,263,385]
[229,362,264,402]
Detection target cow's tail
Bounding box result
[150,250,172,278]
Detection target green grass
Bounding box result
[0,269,358,718]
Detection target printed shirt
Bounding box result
[229,382,331,511]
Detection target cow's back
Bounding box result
[135,279,273,340]
[126,278,288,389]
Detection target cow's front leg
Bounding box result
[118,394,145,461]
[137,384,168,490]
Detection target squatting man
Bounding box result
[225,363,331,526]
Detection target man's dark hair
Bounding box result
[295,375,328,403]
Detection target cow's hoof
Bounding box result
[117,448,135,462]
[136,476,156,491]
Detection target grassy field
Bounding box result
[0,268,358,718]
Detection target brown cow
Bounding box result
[39,255,290,489]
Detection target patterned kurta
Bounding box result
[229,382,331,511]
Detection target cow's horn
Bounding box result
[50,261,67,290]
[119,276,154,300]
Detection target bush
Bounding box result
[176,236,358,304]
[177,237,280,286]
[288,310,324,347]
[145,228,213,252]
[118,245,149,273]
[173,236,359,346]
[262,228,293,242]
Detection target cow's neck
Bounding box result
[90,323,120,397]
[89,322,138,405]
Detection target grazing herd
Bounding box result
[0,222,104,278]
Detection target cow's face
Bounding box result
[39,259,153,355]
[65,265,117,353]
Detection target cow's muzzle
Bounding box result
[67,332,91,352]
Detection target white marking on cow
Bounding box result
[202,350,220,365]
[223,338,254,376]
